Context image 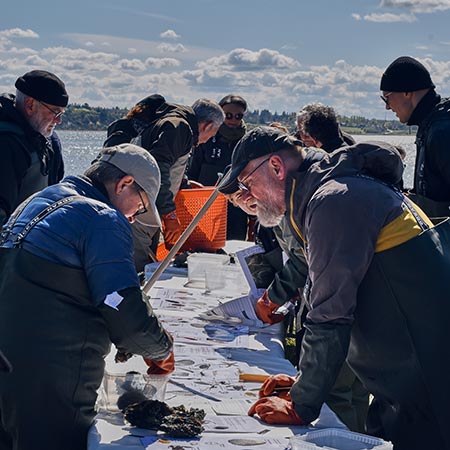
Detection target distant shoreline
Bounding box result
[57,128,415,137]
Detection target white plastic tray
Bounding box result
[289,428,393,450]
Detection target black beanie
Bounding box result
[380,56,435,92]
[15,70,69,107]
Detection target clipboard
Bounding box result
[235,244,265,298]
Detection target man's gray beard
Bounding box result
[27,115,51,137]
[256,200,284,227]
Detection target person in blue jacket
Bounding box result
[0,143,173,450]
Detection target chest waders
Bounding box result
[0,197,110,450]
[350,207,450,450]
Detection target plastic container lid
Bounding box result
[289,428,393,450]
[99,370,169,412]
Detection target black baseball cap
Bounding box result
[218,126,302,194]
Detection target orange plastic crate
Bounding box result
[156,188,227,260]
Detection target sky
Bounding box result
[1,0,450,119]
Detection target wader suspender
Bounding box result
[0,195,85,247]
[356,174,430,232]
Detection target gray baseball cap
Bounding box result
[96,143,161,227]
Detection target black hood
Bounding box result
[289,141,405,222]
[0,94,26,126]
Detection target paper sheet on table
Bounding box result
[161,317,250,347]
[174,345,223,357]
[203,414,268,433]
[211,398,254,415]
[141,435,289,449]
[200,295,265,328]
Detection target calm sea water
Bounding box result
[58,130,417,189]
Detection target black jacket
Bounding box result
[187,125,249,239]
[285,142,450,449]
[407,90,450,216]
[0,94,53,225]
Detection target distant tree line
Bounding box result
[60,103,415,135]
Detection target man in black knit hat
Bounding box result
[380,55,450,218]
[0,70,69,226]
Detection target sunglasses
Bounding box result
[237,156,271,193]
[380,92,393,106]
[133,184,148,217]
[37,100,65,120]
[225,112,244,120]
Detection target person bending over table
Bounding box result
[0,144,174,450]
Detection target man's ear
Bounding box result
[268,155,286,180]
[115,175,135,194]
[199,121,214,133]
[23,97,35,118]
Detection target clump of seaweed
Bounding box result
[123,400,205,437]
[124,399,172,429]
[160,405,205,437]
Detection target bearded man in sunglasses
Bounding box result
[187,94,252,240]
[380,56,450,219]
[0,70,69,227]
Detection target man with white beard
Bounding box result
[224,126,450,450]
[0,70,68,226]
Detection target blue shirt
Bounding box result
[1,175,139,305]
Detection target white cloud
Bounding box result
[128,48,137,54]
[363,12,417,22]
[198,48,300,71]
[160,29,181,40]
[352,13,362,20]
[119,58,146,71]
[0,28,39,39]
[381,0,450,13]
[157,43,187,53]
[145,57,181,69]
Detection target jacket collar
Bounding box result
[407,89,441,126]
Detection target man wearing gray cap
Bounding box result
[0,143,173,450]
[226,126,450,450]
[380,56,450,218]
[0,70,69,227]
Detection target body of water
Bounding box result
[58,130,417,189]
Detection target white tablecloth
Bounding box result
[88,248,346,449]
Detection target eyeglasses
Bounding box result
[133,185,148,217]
[237,156,271,193]
[225,112,244,120]
[380,92,393,106]
[37,100,65,120]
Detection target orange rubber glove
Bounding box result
[161,211,182,248]
[259,374,296,400]
[144,351,175,375]
[248,396,305,425]
[255,291,285,325]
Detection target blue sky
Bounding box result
[1,0,450,119]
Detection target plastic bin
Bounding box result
[100,370,168,412]
[187,252,229,288]
[289,428,393,450]
[156,188,227,260]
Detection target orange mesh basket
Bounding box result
[156,188,227,260]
